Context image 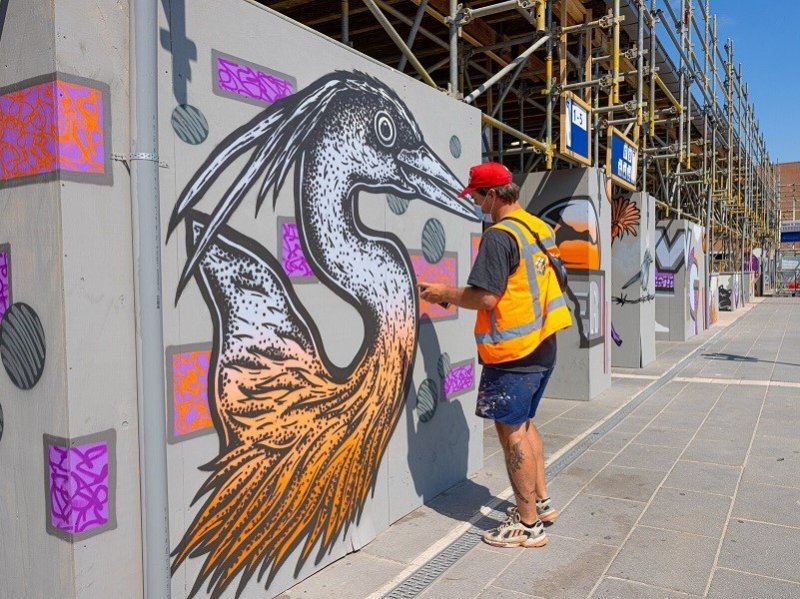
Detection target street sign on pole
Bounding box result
[606,126,638,191]
[781,219,800,243]
[560,91,591,166]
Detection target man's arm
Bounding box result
[418,282,499,311]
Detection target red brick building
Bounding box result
[779,161,800,249]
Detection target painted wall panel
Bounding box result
[157,3,483,597]
[1,3,77,598]
[1,1,143,597]
[718,272,743,311]
[54,1,143,595]
[654,219,705,341]
[517,168,611,401]
[611,192,656,367]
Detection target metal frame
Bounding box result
[263,0,780,280]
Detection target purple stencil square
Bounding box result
[214,53,295,106]
[443,361,475,398]
[655,269,674,290]
[281,221,314,278]
[0,250,9,320]
[44,430,116,541]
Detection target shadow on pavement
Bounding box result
[702,352,800,368]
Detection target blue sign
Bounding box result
[781,220,800,242]
[564,95,590,163]
[608,127,638,190]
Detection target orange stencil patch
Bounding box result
[169,347,214,442]
[0,75,108,186]
[410,251,458,320]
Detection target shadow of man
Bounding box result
[402,316,500,525]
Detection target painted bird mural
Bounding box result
[167,71,478,598]
[621,248,654,292]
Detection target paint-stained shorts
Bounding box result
[475,367,554,425]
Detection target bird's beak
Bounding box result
[397,145,481,222]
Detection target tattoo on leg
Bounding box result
[505,442,529,504]
[507,441,524,472]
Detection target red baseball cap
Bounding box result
[458,162,513,197]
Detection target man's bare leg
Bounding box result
[495,421,540,524]
[525,421,547,500]
[525,420,558,522]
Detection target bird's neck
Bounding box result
[296,153,417,345]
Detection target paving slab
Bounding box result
[589,430,637,454]
[361,506,469,564]
[632,424,696,448]
[546,450,616,505]
[593,577,701,598]
[718,519,800,583]
[539,417,597,438]
[491,536,617,599]
[740,453,800,488]
[583,465,665,502]
[477,586,543,598]
[548,494,645,547]
[606,525,719,596]
[610,443,684,471]
[731,482,800,529]
[662,460,741,496]
[756,414,800,439]
[749,433,800,458]
[648,409,709,431]
[281,552,406,598]
[707,568,800,599]
[638,487,732,538]
[418,546,517,599]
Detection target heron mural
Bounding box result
[167,71,478,597]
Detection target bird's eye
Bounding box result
[374,111,396,148]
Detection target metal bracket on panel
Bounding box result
[112,152,169,168]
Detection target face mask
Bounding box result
[481,191,495,215]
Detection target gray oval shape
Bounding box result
[171,104,209,145]
[449,135,462,158]
[422,218,446,264]
[387,193,411,215]
[416,378,439,423]
[437,352,451,379]
[0,303,46,390]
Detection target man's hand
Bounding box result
[418,282,499,311]
[418,282,450,308]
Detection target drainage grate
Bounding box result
[383,507,506,599]
[384,311,753,598]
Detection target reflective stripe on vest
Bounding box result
[546,294,568,313]
[479,219,542,345]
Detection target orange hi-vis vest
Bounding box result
[474,209,573,365]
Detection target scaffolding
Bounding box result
[263,0,780,273]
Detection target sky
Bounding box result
[705,0,800,163]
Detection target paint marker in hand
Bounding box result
[418,283,450,309]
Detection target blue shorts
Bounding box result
[475,367,554,425]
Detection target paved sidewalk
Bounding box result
[283,298,800,599]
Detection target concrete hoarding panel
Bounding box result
[516,168,611,400]
[611,192,656,368]
[718,272,744,311]
[54,0,143,595]
[158,3,482,597]
[709,273,719,324]
[654,219,706,341]
[0,0,55,86]
[1,0,143,597]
